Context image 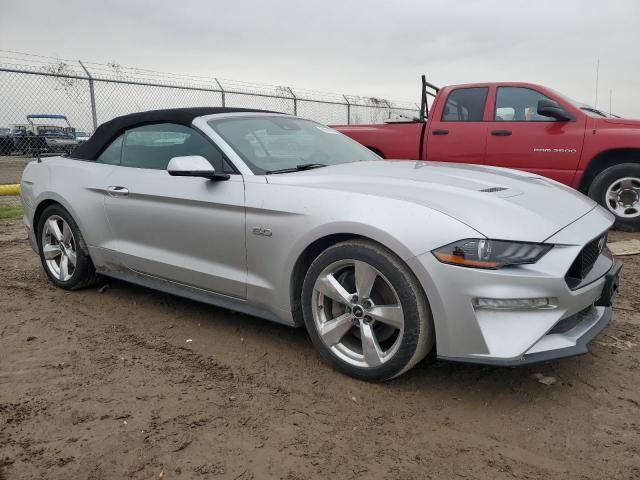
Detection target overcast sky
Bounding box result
[1,0,639,117]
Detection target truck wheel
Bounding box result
[588,163,640,232]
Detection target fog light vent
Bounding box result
[473,297,556,310]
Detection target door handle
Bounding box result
[491,130,512,136]
[432,129,449,135]
[107,186,129,197]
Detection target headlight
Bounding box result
[432,239,552,269]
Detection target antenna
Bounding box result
[594,59,600,108]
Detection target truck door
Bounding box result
[484,86,586,184]
[425,86,489,164]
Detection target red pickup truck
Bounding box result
[335,78,640,231]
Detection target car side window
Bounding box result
[495,87,557,122]
[121,123,230,171]
[441,87,488,122]
[96,134,123,165]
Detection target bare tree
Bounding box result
[41,61,84,104]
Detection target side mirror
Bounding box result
[537,99,574,121]
[167,155,230,180]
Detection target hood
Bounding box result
[599,118,640,128]
[267,161,597,243]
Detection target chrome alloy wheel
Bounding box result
[311,259,404,368]
[42,215,77,281]
[606,177,640,218]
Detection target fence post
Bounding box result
[343,95,351,124]
[287,87,297,115]
[78,60,98,130]
[384,99,392,120]
[214,78,225,107]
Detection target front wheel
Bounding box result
[588,163,640,232]
[301,239,434,381]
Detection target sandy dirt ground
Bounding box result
[1,219,639,480]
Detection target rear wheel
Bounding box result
[588,163,640,232]
[301,239,434,381]
[37,204,100,290]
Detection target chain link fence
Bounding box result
[0,51,420,212]
[0,51,420,160]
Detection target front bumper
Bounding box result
[407,206,617,366]
[440,303,611,366]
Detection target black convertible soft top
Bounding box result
[71,107,278,160]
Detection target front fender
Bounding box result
[244,180,480,323]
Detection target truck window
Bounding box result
[441,87,488,122]
[495,107,515,121]
[495,87,557,122]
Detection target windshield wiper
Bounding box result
[265,163,327,175]
[580,107,607,118]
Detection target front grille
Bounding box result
[566,232,607,281]
[548,306,595,334]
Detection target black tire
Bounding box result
[588,163,640,232]
[37,204,100,290]
[301,239,434,382]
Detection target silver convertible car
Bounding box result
[20,107,621,381]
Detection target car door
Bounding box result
[37,143,123,270]
[103,123,247,298]
[425,86,489,164]
[484,86,586,184]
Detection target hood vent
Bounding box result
[479,187,508,193]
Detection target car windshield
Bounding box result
[207,115,380,174]
[550,89,618,118]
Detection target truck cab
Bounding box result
[335,79,640,231]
